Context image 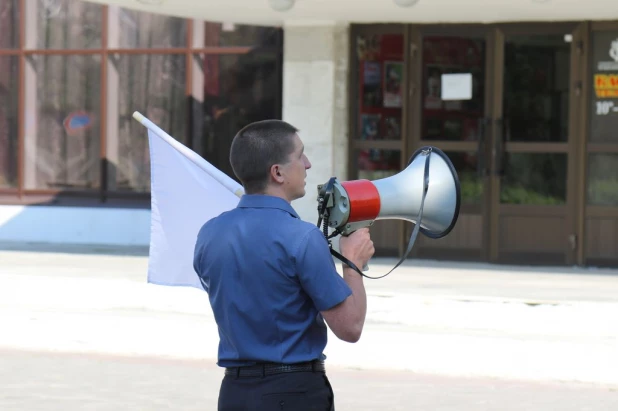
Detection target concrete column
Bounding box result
[282,22,350,224]
[23,0,38,189]
[106,6,120,191]
[189,20,205,155]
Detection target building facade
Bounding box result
[347,22,618,268]
[1,0,617,267]
[0,0,283,246]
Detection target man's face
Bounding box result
[279,134,312,202]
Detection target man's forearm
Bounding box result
[342,266,367,333]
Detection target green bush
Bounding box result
[458,174,566,205]
[588,179,618,206]
[459,174,483,204]
[500,186,564,205]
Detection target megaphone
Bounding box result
[316,146,461,277]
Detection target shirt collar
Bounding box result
[237,194,300,219]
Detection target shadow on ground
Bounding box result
[0,241,150,257]
[2,241,617,278]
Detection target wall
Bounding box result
[0,205,150,246]
[283,23,350,223]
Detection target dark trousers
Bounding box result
[218,371,335,411]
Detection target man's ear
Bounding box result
[270,164,284,183]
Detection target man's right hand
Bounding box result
[339,228,375,270]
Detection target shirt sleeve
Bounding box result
[193,231,209,293]
[293,227,352,312]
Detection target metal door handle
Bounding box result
[477,118,490,178]
[494,118,506,177]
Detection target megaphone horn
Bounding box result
[316,146,461,278]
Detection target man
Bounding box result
[193,120,375,410]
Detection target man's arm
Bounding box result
[319,228,373,343]
[320,265,367,343]
[295,227,375,343]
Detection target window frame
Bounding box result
[0,0,283,207]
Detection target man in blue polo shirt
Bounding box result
[193,120,374,410]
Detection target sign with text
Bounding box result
[590,32,618,142]
[441,73,473,101]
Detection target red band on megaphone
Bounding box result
[341,180,381,223]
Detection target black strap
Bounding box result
[330,148,432,280]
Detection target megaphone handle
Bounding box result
[362,262,369,271]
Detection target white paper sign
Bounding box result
[441,73,473,101]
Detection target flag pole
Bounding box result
[132,111,245,198]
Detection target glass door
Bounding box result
[488,24,581,264]
[583,22,618,267]
[410,26,492,261]
[349,25,408,257]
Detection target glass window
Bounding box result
[503,35,571,142]
[25,54,101,190]
[33,0,103,49]
[204,22,281,48]
[354,33,404,141]
[0,56,18,187]
[588,154,618,206]
[421,36,486,142]
[589,31,618,143]
[0,0,19,48]
[355,149,401,181]
[114,8,186,49]
[192,51,281,180]
[111,54,186,192]
[500,153,567,205]
[444,151,482,205]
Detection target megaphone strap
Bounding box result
[328,148,432,280]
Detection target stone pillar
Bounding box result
[23,0,38,189]
[105,6,120,191]
[282,22,350,224]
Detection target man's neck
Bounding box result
[254,187,291,204]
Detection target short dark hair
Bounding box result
[229,120,299,194]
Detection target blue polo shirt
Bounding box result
[193,194,352,368]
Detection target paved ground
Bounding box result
[2,349,617,411]
[2,243,618,303]
[1,246,618,409]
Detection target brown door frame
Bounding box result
[405,24,495,261]
[581,21,618,266]
[571,21,590,266]
[405,21,587,264]
[350,21,618,267]
[348,23,409,257]
[487,21,583,265]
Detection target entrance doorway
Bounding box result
[409,23,584,265]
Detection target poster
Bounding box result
[383,116,401,140]
[383,61,403,108]
[590,32,618,143]
[361,114,381,140]
[424,65,443,109]
[362,61,382,107]
[441,73,473,101]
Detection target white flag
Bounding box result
[133,111,244,290]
